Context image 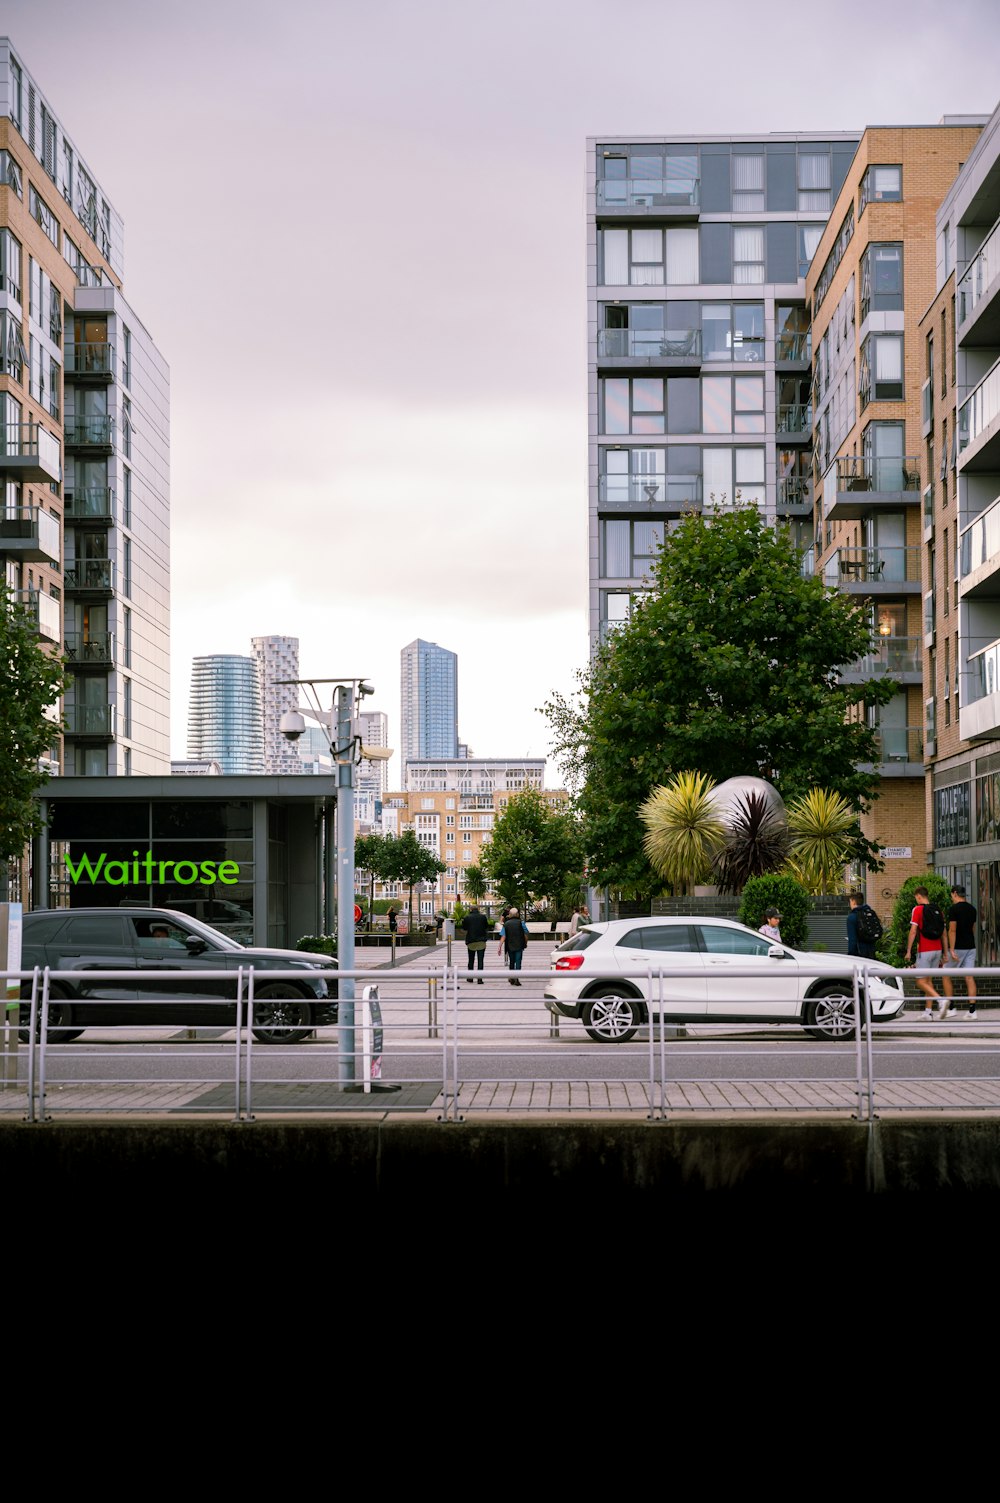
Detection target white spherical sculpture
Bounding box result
[707,776,786,832]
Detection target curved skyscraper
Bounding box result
[187,654,263,774]
[400,638,458,769]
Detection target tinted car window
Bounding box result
[618,925,697,952]
[698,925,773,957]
[23,915,68,942]
[555,929,602,952]
[61,916,128,945]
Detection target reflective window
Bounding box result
[698,925,772,956]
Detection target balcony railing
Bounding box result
[775,331,811,362]
[597,328,702,360]
[799,546,815,578]
[14,589,60,641]
[777,403,812,434]
[959,357,1000,454]
[824,546,920,587]
[960,493,1000,580]
[967,636,1000,705]
[65,487,114,522]
[1,422,62,481]
[958,217,1000,325]
[835,455,921,492]
[596,177,700,209]
[868,725,924,763]
[63,415,114,448]
[0,505,60,562]
[777,476,814,509]
[64,704,115,736]
[64,631,113,666]
[846,636,922,678]
[598,475,703,510]
[64,559,115,593]
[64,341,114,378]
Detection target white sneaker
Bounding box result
[922,1009,936,1019]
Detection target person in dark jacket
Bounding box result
[461,902,490,983]
[502,906,528,986]
[846,893,878,961]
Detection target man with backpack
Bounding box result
[847,893,882,960]
[904,886,947,1017]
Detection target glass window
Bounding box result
[702,376,733,433]
[734,376,765,432]
[699,924,772,956]
[665,227,698,284]
[601,228,628,285]
[733,227,764,284]
[873,335,903,400]
[736,447,766,507]
[733,304,765,363]
[602,378,630,434]
[703,448,733,507]
[702,305,731,362]
[620,924,698,952]
[631,228,664,286]
[861,243,903,319]
[798,152,831,211]
[699,223,731,283]
[667,377,700,434]
[799,224,824,277]
[732,152,765,213]
[0,230,22,300]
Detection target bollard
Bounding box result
[428,976,439,1039]
[390,932,396,967]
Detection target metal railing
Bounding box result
[844,635,922,678]
[867,725,923,762]
[13,589,60,640]
[64,704,116,735]
[777,402,812,434]
[63,415,114,447]
[959,357,1000,455]
[598,475,702,509]
[775,331,811,362]
[778,476,813,509]
[835,455,922,492]
[958,217,1000,326]
[63,631,113,666]
[64,341,114,377]
[598,328,702,359]
[65,486,115,521]
[2,422,61,473]
[824,545,920,586]
[960,493,1000,578]
[5,960,998,1125]
[597,177,700,208]
[64,559,115,592]
[0,505,60,560]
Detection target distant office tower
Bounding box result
[356,709,389,797]
[252,635,304,774]
[400,639,458,767]
[187,655,264,774]
[0,37,170,777]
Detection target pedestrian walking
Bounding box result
[846,892,883,960]
[459,901,490,984]
[941,885,978,1019]
[568,905,590,936]
[758,907,782,943]
[387,906,398,934]
[501,906,528,985]
[903,886,947,1017]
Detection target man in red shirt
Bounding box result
[904,886,945,1018]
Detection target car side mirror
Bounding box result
[184,936,207,955]
[768,945,787,959]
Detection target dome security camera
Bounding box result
[279,711,306,742]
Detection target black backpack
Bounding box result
[855,904,883,945]
[920,903,945,940]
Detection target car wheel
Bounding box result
[18,986,85,1044]
[251,985,314,1044]
[806,985,864,1041]
[582,988,641,1043]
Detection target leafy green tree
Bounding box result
[640,771,724,894]
[461,864,488,908]
[0,590,66,898]
[739,874,811,950]
[480,790,584,915]
[355,832,390,927]
[383,830,446,929]
[543,507,893,896]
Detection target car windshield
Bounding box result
[157,910,246,952]
[555,928,602,952]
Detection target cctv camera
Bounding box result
[361,743,393,761]
[358,681,375,698]
[279,711,306,742]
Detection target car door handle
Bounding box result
[708,958,731,964]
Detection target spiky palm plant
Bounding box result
[786,787,856,895]
[640,772,725,894]
[712,792,791,894]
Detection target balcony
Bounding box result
[1,423,62,484]
[958,216,1000,346]
[959,494,1000,599]
[64,631,114,668]
[958,357,1000,472]
[597,327,702,370]
[64,559,115,597]
[824,546,921,594]
[63,415,114,454]
[776,476,814,514]
[961,635,1000,740]
[825,455,922,521]
[839,635,922,685]
[597,475,702,513]
[64,704,116,739]
[596,177,700,215]
[0,506,60,564]
[775,331,812,367]
[64,342,115,382]
[859,725,924,776]
[776,403,812,442]
[13,589,60,642]
[65,487,114,525]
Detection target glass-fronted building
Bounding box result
[187,654,264,775]
[400,638,459,768]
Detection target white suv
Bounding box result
[544,917,904,1042]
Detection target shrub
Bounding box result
[739,874,810,949]
[296,934,336,956]
[880,873,952,969]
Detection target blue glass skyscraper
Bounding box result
[400,639,458,768]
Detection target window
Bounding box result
[123,605,131,668]
[814,207,854,313]
[122,466,132,528]
[861,244,903,320]
[732,152,764,213]
[421,798,435,809]
[123,677,132,739]
[122,396,132,458]
[1,313,27,381]
[798,224,824,277]
[123,537,132,597]
[700,302,765,363]
[0,150,22,197]
[733,226,764,283]
[600,227,698,286]
[122,325,131,388]
[41,104,57,179]
[29,186,60,247]
[0,231,22,301]
[601,518,665,578]
[61,141,73,205]
[859,333,903,407]
[10,58,22,131]
[798,152,831,212]
[860,165,902,213]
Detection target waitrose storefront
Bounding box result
[932,752,1000,967]
[30,777,334,949]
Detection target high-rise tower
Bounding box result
[400,638,458,768]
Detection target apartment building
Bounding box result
[807,120,985,911]
[921,103,1000,958]
[400,638,458,767]
[369,784,568,917]
[587,131,860,645]
[356,708,389,799]
[252,634,304,775]
[187,654,264,775]
[0,38,170,782]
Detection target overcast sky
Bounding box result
[8,0,1000,786]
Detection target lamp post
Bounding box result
[278,677,392,1085]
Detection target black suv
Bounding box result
[19,907,338,1044]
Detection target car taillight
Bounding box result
[554,954,585,970]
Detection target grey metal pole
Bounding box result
[336,684,356,1084]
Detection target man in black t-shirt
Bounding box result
[941,885,978,1019]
